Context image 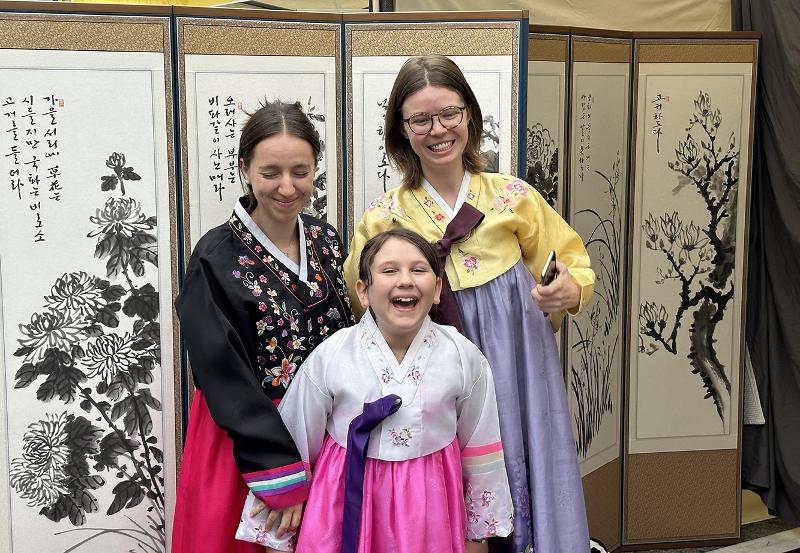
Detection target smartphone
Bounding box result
[540,250,558,286]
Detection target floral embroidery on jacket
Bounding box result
[458,249,480,274]
[389,428,412,447]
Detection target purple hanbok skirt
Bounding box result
[455,260,589,553]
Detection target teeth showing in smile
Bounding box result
[429,141,453,152]
[392,297,417,308]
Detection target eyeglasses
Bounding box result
[402,106,467,136]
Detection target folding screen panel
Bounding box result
[0,7,179,553]
[566,34,632,552]
[624,36,758,547]
[176,10,343,247]
[526,28,568,213]
[344,12,526,234]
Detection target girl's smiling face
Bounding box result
[356,237,442,349]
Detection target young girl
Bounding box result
[237,228,513,553]
[344,56,593,552]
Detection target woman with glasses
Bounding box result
[344,55,594,553]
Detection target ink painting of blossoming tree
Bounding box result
[637,90,742,433]
[9,152,167,552]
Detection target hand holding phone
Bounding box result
[540,250,558,286]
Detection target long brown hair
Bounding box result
[238,100,321,212]
[385,55,485,189]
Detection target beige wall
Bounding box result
[394,0,731,31]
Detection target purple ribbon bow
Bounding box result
[432,203,485,332]
[341,394,402,553]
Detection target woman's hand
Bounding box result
[531,260,581,314]
[250,500,304,537]
[465,540,489,553]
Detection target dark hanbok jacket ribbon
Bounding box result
[431,203,485,333]
[341,394,402,553]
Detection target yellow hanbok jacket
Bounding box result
[344,172,595,330]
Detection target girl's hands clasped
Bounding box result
[531,261,581,314]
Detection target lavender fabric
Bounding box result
[432,203,485,332]
[455,260,589,553]
[341,394,402,553]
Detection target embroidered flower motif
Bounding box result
[265,338,278,353]
[423,198,434,207]
[254,245,262,253]
[480,489,496,507]
[434,213,446,222]
[232,270,241,279]
[381,366,393,384]
[266,288,277,298]
[251,284,262,297]
[309,225,322,238]
[407,365,422,382]
[379,196,408,219]
[327,307,341,320]
[269,354,277,362]
[326,228,335,237]
[317,316,324,324]
[322,246,330,255]
[269,355,298,388]
[467,507,479,524]
[320,325,330,336]
[506,180,529,196]
[242,232,253,244]
[239,255,254,266]
[466,192,475,200]
[308,282,321,297]
[258,275,268,284]
[367,196,383,212]
[485,517,499,536]
[457,249,480,274]
[288,335,306,351]
[257,355,267,366]
[258,302,267,312]
[288,315,300,332]
[389,428,412,447]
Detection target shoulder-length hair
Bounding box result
[385,55,485,189]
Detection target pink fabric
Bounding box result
[461,441,503,457]
[171,390,264,553]
[296,436,467,553]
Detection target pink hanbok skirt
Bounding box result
[296,436,468,553]
[171,390,264,553]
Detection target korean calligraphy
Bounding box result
[207,95,238,202]
[2,94,63,244]
[376,97,392,192]
[651,93,669,154]
[578,94,594,183]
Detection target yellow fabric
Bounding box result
[344,172,595,330]
[392,0,731,31]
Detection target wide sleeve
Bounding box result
[176,251,309,510]
[515,182,595,328]
[456,355,513,540]
[236,349,333,549]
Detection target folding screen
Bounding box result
[624,35,758,547]
[0,5,179,553]
[176,9,343,246]
[344,12,526,234]
[526,27,568,213]
[566,33,632,552]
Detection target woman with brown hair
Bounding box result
[172,100,354,552]
[344,55,594,552]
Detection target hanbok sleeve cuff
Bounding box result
[566,267,595,317]
[242,461,311,510]
[462,441,514,540]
